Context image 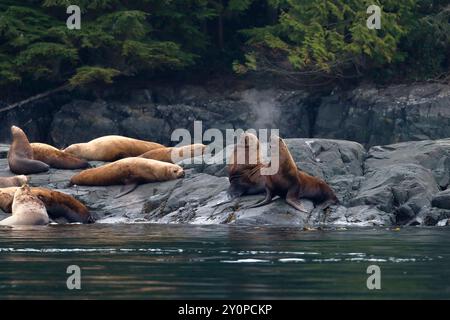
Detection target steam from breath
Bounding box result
[241,89,280,130]
[240,89,280,165]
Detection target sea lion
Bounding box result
[0,175,27,188]
[250,136,338,212]
[7,126,50,174]
[227,133,265,198]
[70,157,185,197]
[63,135,165,161]
[0,187,93,224]
[0,185,49,226]
[139,144,206,163]
[31,143,90,169]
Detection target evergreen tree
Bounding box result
[0,0,449,98]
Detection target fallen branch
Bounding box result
[0,84,70,113]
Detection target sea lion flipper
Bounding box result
[286,198,308,213]
[244,188,273,209]
[115,183,138,198]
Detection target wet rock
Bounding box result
[415,208,450,226]
[324,205,394,227]
[437,219,450,226]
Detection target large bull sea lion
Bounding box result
[249,136,338,212]
[227,132,266,198]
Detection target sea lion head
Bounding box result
[11,125,27,140]
[16,175,28,186]
[238,132,259,150]
[233,132,260,165]
[63,144,82,156]
[168,164,185,179]
[13,184,34,206]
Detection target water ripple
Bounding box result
[0,247,183,253]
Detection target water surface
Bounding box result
[0,224,449,299]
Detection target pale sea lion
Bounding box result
[249,136,338,212]
[31,143,89,169]
[139,144,206,163]
[64,135,165,161]
[0,185,49,226]
[227,133,266,198]
[70,157,185,197]
[0,187,93,224]
[7,126,49,174]
[0,175,27,188]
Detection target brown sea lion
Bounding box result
[7,126,50,174]
[0,185,49,226]
[31,143,90,169]
[63,135,165,161]
[139,144,206,163]
[0,187,93,224]
[0,175,27,188]
[70,157,185,198]
[227,133,266,198]
[250,136,338,212]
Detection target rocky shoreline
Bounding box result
[1,137,449,227]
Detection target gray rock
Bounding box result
[50,100,121,147]
[324,205,393,227]
[349,164,439,224]
[0,144,9,159]
[365,139,450,188]
[431,189,450,210]
[315,83,450,147]
[328,175,365,204]
[415,208,450,226]
[285,138,366,179]
[437,219,450,226]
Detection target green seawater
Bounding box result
[0,224,449,299]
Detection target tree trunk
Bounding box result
[218,12,224,50]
